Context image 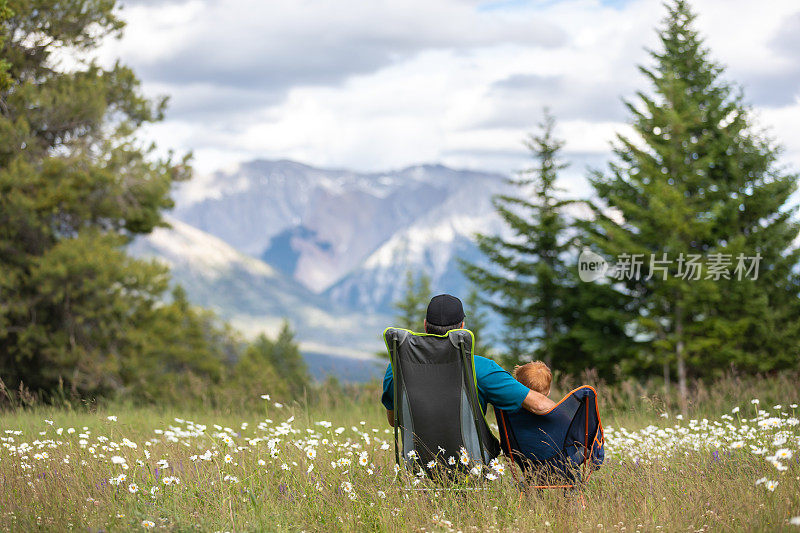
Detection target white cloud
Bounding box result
[103,0,800,179]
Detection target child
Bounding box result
[513,360,552,398]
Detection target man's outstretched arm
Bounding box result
[521,389,556,415]
[386,409,394,427]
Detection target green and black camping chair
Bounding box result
[383,327,500,474]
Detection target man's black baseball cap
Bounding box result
[425,294,465,326]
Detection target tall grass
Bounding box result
[1,373,798,532]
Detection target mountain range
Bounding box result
[130,159,512,380]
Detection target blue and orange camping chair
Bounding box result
[496,386,605,489]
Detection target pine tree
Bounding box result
[234,321,308,403]
[463,110,576,367]
[464,287,493,357]
[393,270,431,332]
[0,0,239,400]
[0,1,9,91]
[268,321,309,397]
[584,0,800,408]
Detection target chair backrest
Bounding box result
[496,385,604,485]
[383,327,500,472]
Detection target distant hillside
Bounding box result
[173,160,510,313]
[129,217,390,368]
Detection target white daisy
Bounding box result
[775,448,793,460]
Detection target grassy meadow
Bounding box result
[1,374,799,532]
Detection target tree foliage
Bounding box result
[583,0,800,399]
[463,110,636,376]
[392,270,431,332]
[0,0,312,404]
[233,321,309,402]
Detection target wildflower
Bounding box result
[493,462,506,475]
[274,402,283,408]
[755,477,767,486]
[141,520,155,529]
[448,456,456,465]
[258,459,266,466]
[359,452,369,466]
[306,448,316,460]
[341,481,353,493]
[281,463,289,471]
[111,456,126,465]
[730,441,744,449]
[107,415,118,422]
[156,459,169,469]
[224,454,233,464]
[789,516,800,526]
[775,448,793,460]
[150,487,159,497]
[486,472,498,480]
[45,419,54,425]
[261,394,271,400]
[128,483,139,494]
[470,466,481,476]
[377,490,386,499]
[766,480,778,491]
[380,442,390,450]
[732,407,740,414]
[751,399,760,405]
[407,450,418,460]
[426,460,436,469]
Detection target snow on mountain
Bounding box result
[325,175,508,312]
[129,216,389,359]
[140,217,279,279]
[172,160,510,302]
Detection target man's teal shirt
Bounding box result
[381,355,530,414]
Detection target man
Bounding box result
[381,294,556,427]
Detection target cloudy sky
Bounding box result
[99,0,800,196]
